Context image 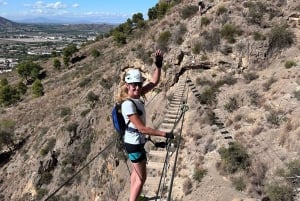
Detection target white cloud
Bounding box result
[72,3,79,8]
[27,1,67,9]
[22,1,69,16]
[46,2,67,9]
[33,1,44,9]
[0,0,7,6]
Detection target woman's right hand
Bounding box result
[155,50,163,68]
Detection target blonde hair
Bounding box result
[116,82,129,103]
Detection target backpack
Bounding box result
[112,99,138,140]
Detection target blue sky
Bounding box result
[0,0,159,23]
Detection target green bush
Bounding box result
[294,90,300,101]
[86,91,99,108]
[100,78,113,89]
[157,31,171,51]
[91,49,100,58]
[53,58,61,70]
[218,142,250,174]
[246,2,267,25]
[78,77,91,88]
[253,31,265,41]
[58,107,72,117]
[63,44,78,58]
[201,17,210,26]
[232,176,246,191]
[180,5,198,19]
[175,23,187,45]
[148,2,170,20]
[192,41,201,54]
[268,24,294,54]
[0,78,8,86]
[66,122,79,133]
[31,79,44,97]
[35,188,48,200]
[16,61,43,82]
[17,81,27,95]
[286,159,300,177]
[193,167,207,182]
[201,55,208,61]
[216,6,228,16]
[112,31,127,45]
[266,110,283,126]
[0,84,20,106]
[263,76,277,91]
[284,60,297,69]
[37,172,53,186]
[247,90,261,106]
[220,23,243,43]
[80,109,91,117]
[224,96,239,113]
[200,29,221,52]
[243,72,259,84]
[198,86,218,105]
[40,138,56,156]
[265,183,294,201]
[0,119,16,151]
[157,31,171,45]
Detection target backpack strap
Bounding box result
[124,98,139,128]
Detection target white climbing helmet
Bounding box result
[125,68,144,83]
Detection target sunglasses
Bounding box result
[129,82,143,88]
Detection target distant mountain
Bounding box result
[0,16,115,34]
[15,17,65,24]
[0,16,19,28]
[14,17,118,25]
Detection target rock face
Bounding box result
[1,0,300,201]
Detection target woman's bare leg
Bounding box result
[129,160,147,201]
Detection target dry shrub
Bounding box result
[234,123,241,130]
[192,132,202,141]
[195,155,205,166]
[204,137,216,154]
[182,177,193,195]
[278,119,300,146]
[193,167,207,182]
[251,125,264,136]
[225,119,233,127]
[235,131,245,142]
[231,176,246,191]
[246,159,268,196]
[234,114,243,122]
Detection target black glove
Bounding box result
[154,142,166,148]
[165,132,174,139]
[155,51,163,68]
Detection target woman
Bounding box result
[198,0,205,15]
[119,50,174,201]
